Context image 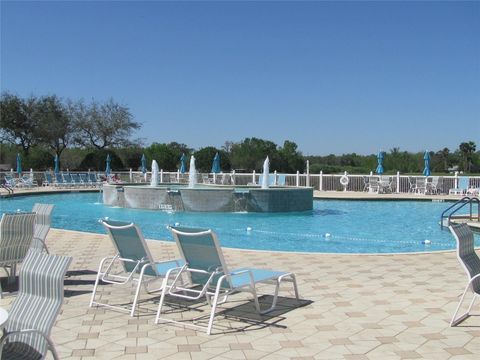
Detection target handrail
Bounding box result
[0,183,14,195]
[440,196,480,229]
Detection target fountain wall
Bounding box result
[103,184,313,212]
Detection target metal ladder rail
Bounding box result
[440,196,480,229]
[0,183,14,195]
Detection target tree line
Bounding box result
[1,92,479,174]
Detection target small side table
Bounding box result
[0,307,8,329]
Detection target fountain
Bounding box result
[188,156,196,188]
[103,155,313,212]
[261,157,269,189]
[150,160,159,187]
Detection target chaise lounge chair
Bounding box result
[0,249,72,360]
[449,223,480,326]
[155,226,299,335]
[90,219,184,316]
[31,203,54,253]
[0,212,36,298]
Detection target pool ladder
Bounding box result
[440,196,480,229]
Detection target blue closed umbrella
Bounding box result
[141,154,147,174]
[105,154,111,176]
[423,151,431,176]
[16,153,22,175]
[376,151,384,175]
[211,152,221,173]
[180,153,186,174]
[54,154,60,174]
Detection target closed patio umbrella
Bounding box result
[16,153,22,175]
[376,151,384,175]
[141,154,147,174]
[211,152,221,173]
[180,153,186,174]
[105,154,111,176]
[54,154,60,174]
[423,151,431,176]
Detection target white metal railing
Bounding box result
[1,169,479,195]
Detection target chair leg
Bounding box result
[207,285,222,335]
[90,269,103,307]
[131,277,143,317]
[451,284,476,326]
[155,280,168,324]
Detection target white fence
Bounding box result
[1,169,480,194]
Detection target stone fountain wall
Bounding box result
[103,184,313,212]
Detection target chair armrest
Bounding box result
[468,273,480,284]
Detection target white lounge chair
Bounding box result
[449,224,480,326]
[90,219,184,316]
[0,249,72,359]
[155,226,299,335]
[0,212,36,298]
[31,203,54,253]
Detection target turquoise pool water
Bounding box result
[1,193,476,253]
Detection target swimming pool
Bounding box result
[1,192,477,253]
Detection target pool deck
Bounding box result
[1,228,479,359]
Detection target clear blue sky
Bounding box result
[1,1,479,155]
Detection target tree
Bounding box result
[230,138,278,171]
[459,141,476,172]
[73,99,141,149]
[36,95,72,158]
[194,147,231,172]
[0,93,40,155]
[144,143,177,171]
[278,140,304,172]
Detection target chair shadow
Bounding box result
[0,276,19,294]
[157,294,312,334]
[217,295,313,332]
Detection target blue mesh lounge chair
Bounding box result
[31,203,54,253]
[0,249,72,360]
[155,226,299,335]
[90,219,184,316]
[449,224,480,326]
[0,212,36,298]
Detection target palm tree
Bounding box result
[459,141,476,172]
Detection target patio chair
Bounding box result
[427,176,444,195]
[18,175,37,188]
[42,172,54,187]
[449,224,480,326]
[0,212,36,298]
[90,219,184,316]
[155,226,299,335]
[368,177,380,193]
[0,249,72,360]
[53,173,67,188]
[412,178,427,194]
[449,177,470,195]
[4,175,17,188]
[31,203,54,253]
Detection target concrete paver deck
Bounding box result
[1,228,479,359]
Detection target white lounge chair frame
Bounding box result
[449,223,480,326]
[90,219,183,316]
[155,227,299,335]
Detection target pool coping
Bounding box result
[55,227,467,257]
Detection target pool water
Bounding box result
[1,193,477,253]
